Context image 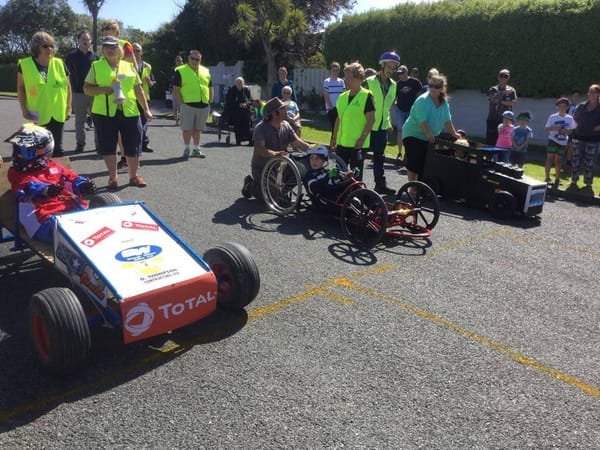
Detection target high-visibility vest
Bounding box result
[138,61,152,100]
[336,88,371,148]
[19,56,68,125]
[366,75,396,130]
[176,64,211,104]
[90,59,139,117]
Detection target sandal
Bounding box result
[107,177,118,190]
[129,175,147,187]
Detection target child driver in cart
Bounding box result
[302,145,360,213]
[7,124,96,243]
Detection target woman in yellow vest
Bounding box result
[17,31,72,158]
[83,36,153,190]
[331,62,375,181]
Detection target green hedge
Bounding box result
[324,0,600,97]
[0,64,17,92]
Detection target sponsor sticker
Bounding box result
[121,220,159,232]
[81,226,115,248]
[115,245,162,262]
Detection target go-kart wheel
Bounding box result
[328,150,348,172]
[396,181,440,230]
[261,155,303,215]
[341,188,388,249]
[28,287,91,374]
[489,190,515,220]
[88,193,122,208]
[203,242,260,310]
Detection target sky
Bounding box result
[62,0,406,33]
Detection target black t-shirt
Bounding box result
[65,48,98,93]
[395,77,423,112]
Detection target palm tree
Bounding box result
[81,0,106,52]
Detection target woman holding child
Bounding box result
[401,73,461,183]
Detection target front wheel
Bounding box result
[340,188,388,249]
[88,193,122,208]
[28,287,91,374]
[203,243,260,311]
[395,181,440,231]
[489,191,515,220]
[261,155,303,215]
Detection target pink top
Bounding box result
[496,124,514,149]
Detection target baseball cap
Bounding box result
[101,36,119,48]
[498,69,510,77]
[397,65,408,74]
[556,97,569,106]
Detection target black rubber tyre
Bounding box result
[489,190,515,220]
[261,155,303,215]
[203,242,260,311]
[395,181,441,230]
[88,193,122,208]
[28,287,91,374]
[340,188,388,249]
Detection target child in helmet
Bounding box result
[303,145,359,212]
[495,110,515,162]
[7,123,96,243]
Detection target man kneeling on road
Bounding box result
[242,97,310,200]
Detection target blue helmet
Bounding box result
[379,51,400,67]
[9,124,54,170]
[307,145,329,159]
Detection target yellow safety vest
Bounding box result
[90,59,139,117]
[336,88,371,148]
[139,62,152,100]
[19,56,68,125]
[176,64,211,104]
[366,76,396,131]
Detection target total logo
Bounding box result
[115,245,162,262]
[124,302,155,336]
[158,291,216,319]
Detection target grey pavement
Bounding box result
[0,97,599,448]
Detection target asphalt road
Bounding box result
[0,97,599,448]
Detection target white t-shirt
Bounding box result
[323,77,346,110]
[545,112,575,145]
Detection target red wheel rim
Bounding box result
[211,262,234,298]
[31,314,50,362]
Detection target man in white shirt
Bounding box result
[323,62,346,129]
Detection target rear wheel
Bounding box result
[489,191,515,220]
[28,288,91,374]
[395,181,440,231]
[261,155,303,215]
[340,188,387,249]
[203,243,260,311]
[88,193,121,208]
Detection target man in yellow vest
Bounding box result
[133,42,155,153]
[364,51,400,195]
[172,50,214,159]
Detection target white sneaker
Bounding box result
[182,148,190,158]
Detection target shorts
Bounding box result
[547,140,567,156]
[390,105,410,129]
[403,136,429,177]
[93,111,142,156]
[180,103,210,131]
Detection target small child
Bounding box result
[282,86,301,135]
[7,124,96,243]
[510,112,533,168]
[303,146,358,213]
[495,111,514,162]
[453,129,469,159]
[544,98,575,187]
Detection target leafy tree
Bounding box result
[80,0,106,51]
[231,0,306,89]
[0,0,78,61]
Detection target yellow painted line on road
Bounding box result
[336,279,600,399]
[426,227,511,257]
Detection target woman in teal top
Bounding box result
[402,74,461,182]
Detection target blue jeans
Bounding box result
[370,129,388,184]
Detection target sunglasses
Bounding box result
[499,74,509,78]
[42,44,54,49]
[430,83,444,89]
[189,56,200,61]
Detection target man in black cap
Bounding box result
[486,69,518,145]
[241,97,310,199]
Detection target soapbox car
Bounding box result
[0,161,260,374]
[422,138,547,219]
[260,152,440,249]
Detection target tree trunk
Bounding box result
[262,37,276,99]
